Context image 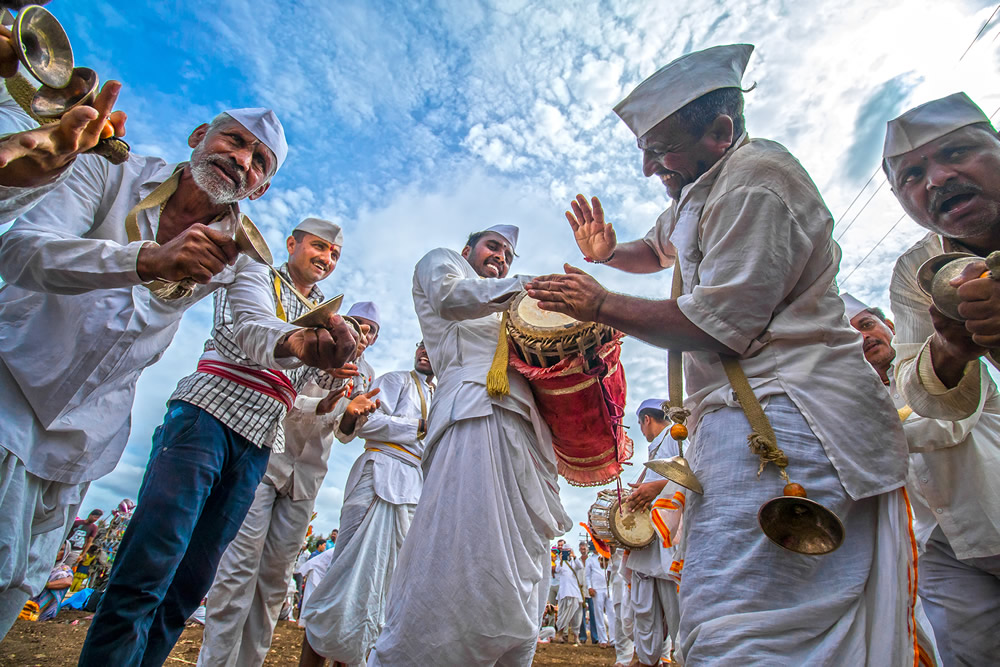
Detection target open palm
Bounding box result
[566,194,616,261]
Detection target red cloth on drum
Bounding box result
[508,336,633,486]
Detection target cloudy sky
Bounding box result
[25,0,1000,542]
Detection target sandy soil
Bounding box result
[0,610,618,666]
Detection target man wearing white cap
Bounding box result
[369,225,571,666]
[615,399,681,667]
[0,109,356,642]
[529,44,914,663]
[299,340,436,667]
[192,232,377,667]
[883,92,1000,665]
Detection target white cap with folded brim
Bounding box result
[294,217,344,247]
[346,301,381,328]
[636,398,669,418]
[222,108,288,171]
[883,92,992,160]
[840,293,871,321]
[477,224,519,252]
[614,43,754,138]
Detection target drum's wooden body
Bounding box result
[588,489,655,549]
[506,292,633,487]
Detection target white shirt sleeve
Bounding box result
[0,157,145,294]
[355,372,421,446]
[415,248,530,321]
[227,260,301,369]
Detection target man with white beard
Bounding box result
[368,225,571,665]
[0,107,358,643]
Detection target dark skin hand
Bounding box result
[338,387,382,435]
[135,223,239,284]
[566,194,668,274]
[315,385,350,416]
[275,314,359,371]
[625,479,668,513]
[0,79,128,187]
[526,264,735,353]
[929,259,998,387]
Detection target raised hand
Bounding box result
[315,385,350,415]
[0,80,128,187]
[566,194,616,262]
[276,314,359,372]
[340,387,382,435]
[136,223,239,284]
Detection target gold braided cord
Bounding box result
[719,355,790,483]
[486,310,511,397]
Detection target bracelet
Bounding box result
[584,251,616,264]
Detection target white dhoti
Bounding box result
[368,410,569,666]
[301,459,414,664]
[630,571,674,665]
[557,596,583,636]
[613,598,634,665]
[918,525,1000,665]
[0,448,85,639]
[678,397,915,665]
[538,626,555,641]
[196,479,314,667]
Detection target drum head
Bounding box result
[609,499,655,549]
[509,292,589,338]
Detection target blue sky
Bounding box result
[25,0,1000,540]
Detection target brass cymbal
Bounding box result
[644,457,703,494]
[758,495,845,556]
[291,295,345,328]
[30,66,97,118]
[12,4,73,89]
[236,214,274,265]
[916,252,979,321]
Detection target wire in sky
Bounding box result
[834,178,887,242]
[959,3,1000,62]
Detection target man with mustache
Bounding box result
[527,44,914,663]
[299,340,435,667]
[883,92,1000,665]
[78,215,364,666]
[0,108,356,642]
[368,225,571,666]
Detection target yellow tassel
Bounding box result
[487,310,511,397]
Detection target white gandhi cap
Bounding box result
[883,92,992,161]
[614,44,754,138]
[222,108,289,171]
[294,217,344,247]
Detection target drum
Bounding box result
[507,292,616,369]
[588,489,655,549]
[506,292,633,487]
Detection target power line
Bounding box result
[834,178,886,242]
[959,3,1000,61]
[833,167,879,225]
[839,213,907,287]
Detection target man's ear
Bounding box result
[460,245,471,259]
[248,181,271,201]
[706,114,735,156]
[286,236,296,256]
[886,318,896,334]
[188,123,210,149]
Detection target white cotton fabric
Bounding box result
[676,397,914,665]
[557,597,582,635]
[630,571,676,665]
[556,559,583,601]
[0,448,86,637]
[302,460,413,665]
[293,217,343,248]
[883,92,991,159]
[196,478,315,667]
[643,135,907,501]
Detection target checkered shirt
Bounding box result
[170,263,329,452]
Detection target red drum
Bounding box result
[507,293,633,486]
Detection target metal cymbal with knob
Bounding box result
[758,483,845,556]
[643,457,703,494]
[10,4,73,88]
[916,251,1000,321]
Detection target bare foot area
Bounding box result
[0,611,617,665]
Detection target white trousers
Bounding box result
[919,525,1000,666]
[196,479,314,667]
[614,599,634,665]
[679,397,915,665]
[591,589,612,643]
[630,572,674,665]
[368,411,569,667]
[557,596,582,635]
[0,448,85,639]
[302,460,414,665]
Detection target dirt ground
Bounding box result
[0,610,617,666]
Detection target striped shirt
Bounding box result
[171,263,329,452]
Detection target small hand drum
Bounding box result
[507,292,616,369]
[588,489,655,549]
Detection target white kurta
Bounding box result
[368,247,571,666]
[196,380,345,667]
[300,369,432,664]
[585,556,611,644]
[0,155,296,636]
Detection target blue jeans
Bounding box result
[579,595,597,642]
[78,402,270,667]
